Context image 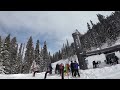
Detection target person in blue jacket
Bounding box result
[74,61,80,77]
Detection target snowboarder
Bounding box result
[70,61,74,77]
[73,61,80,77]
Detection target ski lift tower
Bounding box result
[72,29,88,70]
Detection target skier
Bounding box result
[73,61,80,77]
[59,63,64,79]
[70,61,74,77]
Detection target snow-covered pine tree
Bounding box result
[0,36,1,51]
[10,37,18,74]
[42,41,50,71]
[90,20,94,26]
[58,50,62,60]
[49,52,53,64]
[35,40,40,66]
[70,42,76,55]
[48,52,51,63]
[51,54,55,63]
[34,40,45,72]
[0,62,5,74]
[0,36,5,74]
[23,36,34,73]
[17,43,23,73]
[64,44,68,59]
[62,44,66,59]
[21,43,25,73]
[97,14,105,24]
[2,34,11,74]
[0,36,2,59]
[39,47,44,72]
[87,22,91,30]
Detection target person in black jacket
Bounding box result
[49,63,53,74]
[93,61,96,68]
[44,63,53,79]
[70,61,74,77]
[55,64,60,74]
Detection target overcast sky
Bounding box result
[0,11,114,55]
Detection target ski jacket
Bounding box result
[74,63,79,69]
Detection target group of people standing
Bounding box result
[55,63,70,79]
[31,60,80,79]
[70,61,80,77]
[92,61,99,68]
[55,61,80,79]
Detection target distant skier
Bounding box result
[73,61,80,77]
[93,61,99,68]
[93,61,96,68]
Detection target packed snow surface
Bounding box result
[1,54,120,79]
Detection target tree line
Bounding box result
[0,35,51,74]
[51,40,76,63]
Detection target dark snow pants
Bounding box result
[71,69,74,77]
[74,69,80,77]
[44,70,52,79]
[61,69,64,79]
[33,71,39,77]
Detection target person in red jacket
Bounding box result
[59,63,64,79]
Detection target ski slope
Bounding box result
[1,63,120,79]
[0,54,120,79]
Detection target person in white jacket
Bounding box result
[30,60,40,77]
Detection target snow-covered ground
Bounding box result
[0,53,120,79]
